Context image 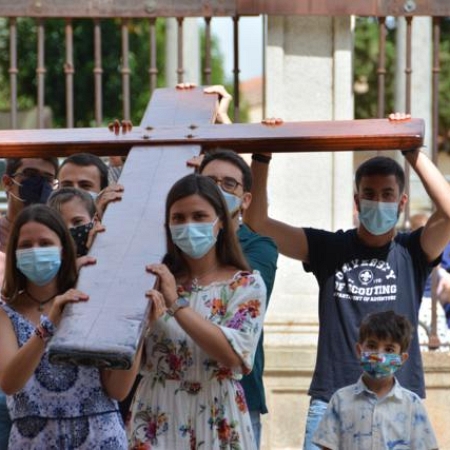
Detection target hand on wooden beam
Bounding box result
[186,154,205,171]
[388,112,419,157]
[262,117,284,126]
[203,85,232,124]
[144,289,167,331]
[96,184,124,219]
[108,119,133,136]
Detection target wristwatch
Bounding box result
[167,297,189,316]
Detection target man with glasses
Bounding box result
[0,157,59,252]
[197,149,278,449]
[0,156,58,448]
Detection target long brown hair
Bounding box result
[2,204,78,304]
[163,174,250,276]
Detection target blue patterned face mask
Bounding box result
[360,351,403,379]
[218,186,242,215]
[16,246,61,286]
[358,199,399,235]
[170,218,219,259]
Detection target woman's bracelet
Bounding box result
[34,315,56,344]
[252,153,272,164]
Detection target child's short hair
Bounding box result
[358,310,413,353]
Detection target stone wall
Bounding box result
[260,345,450,449]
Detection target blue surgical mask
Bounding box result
[170,218,219,259]
[360,351,403,379]
[358,199,399,235]
[16,246,61,286]
[218,186,242,215]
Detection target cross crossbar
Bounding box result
[0,116,424,158]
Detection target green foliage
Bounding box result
[354,17,450,152]
[0,17,231,126]
[353,17,396,119]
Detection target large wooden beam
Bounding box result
[0,0,448,17]
[0,117,425,157]
[48,88,217,369]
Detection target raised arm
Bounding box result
[245,149,309,262]
[405,148,450,262]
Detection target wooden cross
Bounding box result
[0,87,424,369]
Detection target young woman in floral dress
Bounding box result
[128,174,266,449]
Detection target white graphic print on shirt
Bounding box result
[334,258,397,302]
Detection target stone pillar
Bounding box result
[165,18,200,87]
[395,17,433,213]
[262,15,354,449]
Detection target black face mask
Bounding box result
[19,176,53,206]
[70,221,94,257]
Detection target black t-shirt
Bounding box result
[303,227,435,402]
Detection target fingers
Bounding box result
[388,112,411,121]
[176,82,197,90]
[262,117,283,126]
[204,85,232,99]
[145,289,167,324]
[76,256,97,271]
[146,263,169,275]
[50,289,89,323]
[186,154,205,169]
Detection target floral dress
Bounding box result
[1,304,127,450]
[127,271,266,450]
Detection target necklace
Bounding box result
[25,290,57,311]
[191,264,219,290]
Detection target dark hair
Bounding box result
[199,149,252,192]
[358,310,413,353]
[2,204,78,304]
[59,153,109,190]
[355,156,405,194]
[5,157,59,176]
[47,187,97,218]
[163,173,250,276]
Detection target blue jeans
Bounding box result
[249,410,261,449]
[303,398,328,450]
[0,389,11,450]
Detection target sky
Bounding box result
[209,16,263,82]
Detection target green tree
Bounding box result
[0,17,230,126]
[354,17,450,152]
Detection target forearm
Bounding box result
[174,307,242,368]
[406,149,450,217]
[101,345,143,401]
[0,334,46,394]
[406,149,450,260]
[246,158,271,233]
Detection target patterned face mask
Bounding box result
[360,351,403,379]
[70,221,95,257]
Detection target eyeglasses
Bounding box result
[206,175,243,193]
[12,168,57,187]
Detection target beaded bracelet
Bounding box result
[34,315,56,344]
[252,153,272,164]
